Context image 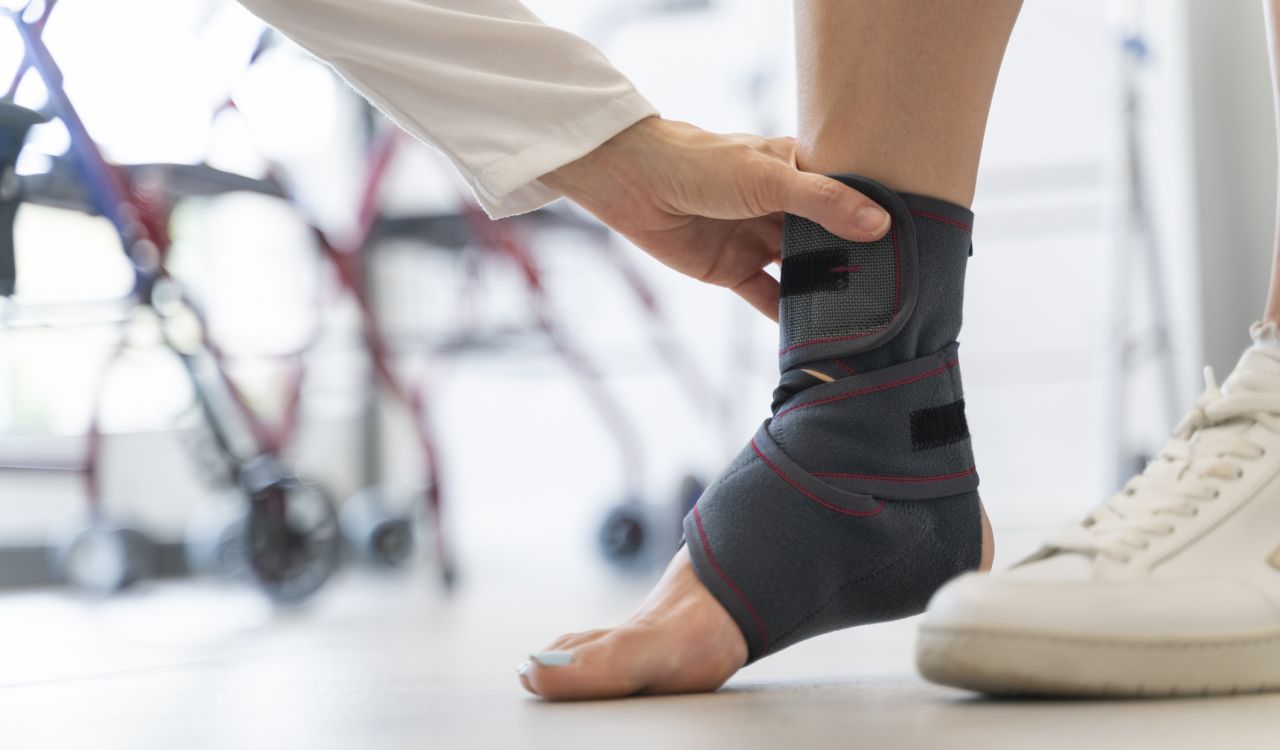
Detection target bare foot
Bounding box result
[517,545,747,700]
[519,501,995,700]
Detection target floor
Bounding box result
[5,545,1280,750]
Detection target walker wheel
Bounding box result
[597,501,653,569]
[245,476,340,604]
[54,525,155,595]
[185,491,251,581]
[340,487,416,569]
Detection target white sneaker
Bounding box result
[917,323,1280,696]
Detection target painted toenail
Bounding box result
[531,651,574,667]
[516,661,531,676]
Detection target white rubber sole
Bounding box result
[917,624,1280,697]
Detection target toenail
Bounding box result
[531,651,574,667]
[516,661,531,676]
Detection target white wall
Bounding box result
[1184,0,1277,373]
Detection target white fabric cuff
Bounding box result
[468,90,658,218]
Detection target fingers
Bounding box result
[751,213,784,261]
[771,167,890,243]
[730,270,780,322]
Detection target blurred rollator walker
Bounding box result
[0,0,731,599]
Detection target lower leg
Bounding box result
[786,0,1020,578]
[521,0,1019,700]
[795,0,1021,207]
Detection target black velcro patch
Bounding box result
[780,249,859,297]
[911,400,969,450]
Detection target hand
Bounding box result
[540,116,890,320]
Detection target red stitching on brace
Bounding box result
[751,439,885,518]
[910,209,972,232]
[693,507,769,652]
[775,358,960,419]
[832,359,857,375]
[780,329,877,356]
[812,465,977,483]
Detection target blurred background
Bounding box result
[0,0,1277,744]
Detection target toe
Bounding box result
[524,631,649,701]
[516,660,536,696]
[519,630,617,698]
[522,622,616,691]
[544,633,579,651]
[549,628,609,651]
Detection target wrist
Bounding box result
[541,116,666,205]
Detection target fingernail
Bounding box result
[516,661,531,677]
[854,205,890,234]
[530,651,574,667]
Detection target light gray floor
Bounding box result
[5,555,1280,750]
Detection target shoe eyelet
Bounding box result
[1212,489,1221,498]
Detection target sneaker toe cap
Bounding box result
[923,572,1280,638]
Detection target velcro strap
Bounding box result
[765,344,977,501]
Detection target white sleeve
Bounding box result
[234,0,659,217]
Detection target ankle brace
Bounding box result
[683,175,983,663]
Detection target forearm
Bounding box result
[236,0,889,321]
[234,0,657,217]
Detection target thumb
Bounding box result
[765,166,891,242]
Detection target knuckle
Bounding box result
[814,178,846,208]
[694,263,723,286]
[764,136,795,160]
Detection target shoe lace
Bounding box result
[1046,367,1280,563]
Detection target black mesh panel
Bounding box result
[780,216,899,348]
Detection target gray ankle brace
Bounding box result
[683,174,984,663]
